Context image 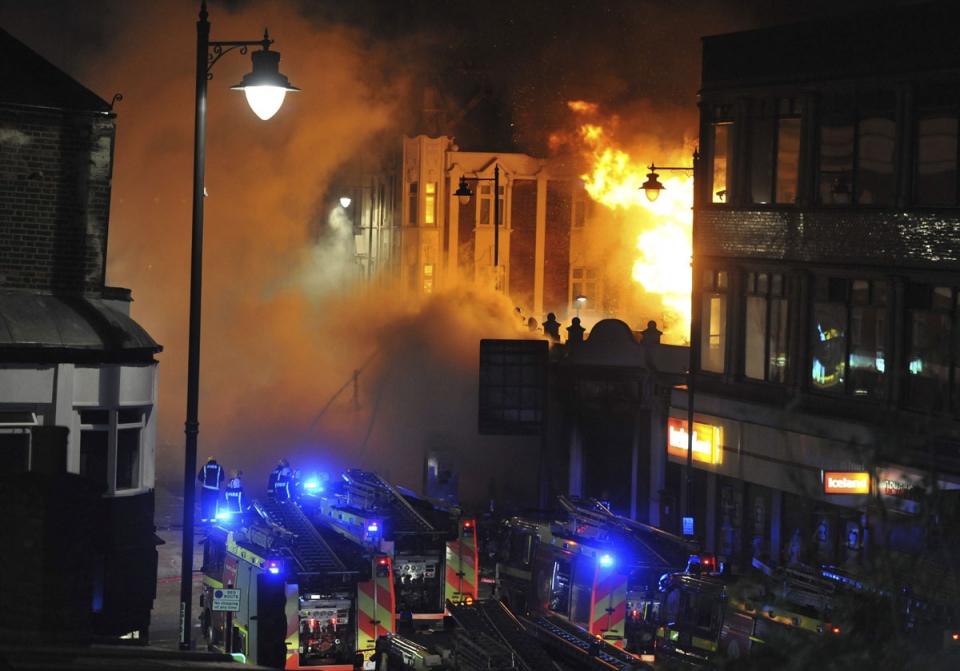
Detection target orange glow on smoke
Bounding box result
[574,110,693,340]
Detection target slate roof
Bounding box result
[0,291,160,361]
[0,26,112,113]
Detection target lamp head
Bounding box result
[454,176,473,206]
[340,196,352,208]
[232,40,300,120]
[641,169,664,202]
[576,295,587,304]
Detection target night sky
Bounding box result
[0,0,920,506]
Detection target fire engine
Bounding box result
[653,561,842,668]
[655,559,960,668]
[200,498,395,669]
[307,469,479,621]
[494,495,695,658]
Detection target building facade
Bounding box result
[674,1,960,588]
[0,28,161,641]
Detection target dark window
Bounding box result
[817,92,896,206]
[906,284,960,414]
[915,82,959,206]
[0,431,30,473]
[749,99,801,204]
[810,277,887,399]
[80,430,109,492]
[116,427,141,490]
[408,182,418,224]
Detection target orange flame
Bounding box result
[573,108,693,342]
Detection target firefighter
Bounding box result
[274,462,294,501]
[224,469,249,516]
[197,456,225,523]
[268,459,290,500]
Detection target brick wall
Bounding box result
[509,179,538,310]
[0,106,115,292]
[698,208,960,269]
[544,180,572,315]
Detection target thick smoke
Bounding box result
[0,0,910,508]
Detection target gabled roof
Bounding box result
[0,26,112,113]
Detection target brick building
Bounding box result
[671,0,960,595]
[0,27,162,642]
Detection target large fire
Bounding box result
[573,107,694,343]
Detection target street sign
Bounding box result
[212,588,241,612]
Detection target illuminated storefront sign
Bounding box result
[667,417,722,465]
[877,467,960,514]
[823,471,871,495]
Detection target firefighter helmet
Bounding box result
[207,456,216,463]
[230,469,239,478]
[278,459,289,468]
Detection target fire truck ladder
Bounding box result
[447,599,557,671]
[774,565,836,616]
[558,495,618,542]
[559,495,692,569]
[258,499,349,579]
[342,470,436,533]
[521,613,647,671]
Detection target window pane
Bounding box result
[745,296,767,380]
[811,302,847,393]
[117,408,143,425]
[916,114,958,205]
[80,430,109,492]
[769,298,789,383]
[116,427,141,490]
[848,306,886,398]
[711,123,732,203]
[819,115,854,204]
[701,294,727,373]
[424,182,436,225]
[857,115,895,204]
[776,118,801,203]
[908,312,950,411]
[480,199,490,226]
[0,431,30,473]
[574,200,586,227]
[750,118,774,204]
[80,409,110,425]
[408,182,418,224]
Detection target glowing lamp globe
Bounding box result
[232,47,299,120]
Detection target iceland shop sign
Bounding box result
[823,471,871,495]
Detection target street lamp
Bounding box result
[179,1,298,651]
[455,165,502,284]
[642,150,699,531]
[575,294,586,318]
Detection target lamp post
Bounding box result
[641,150,699,530]
[455,165,502,286]
[341,184,377,282]
[575,294,586,319]
[179,1,298,651]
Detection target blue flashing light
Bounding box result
[266,559,283,575]
[599,553,614,567]
[304,481,319,490]
[367,521,380,533]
